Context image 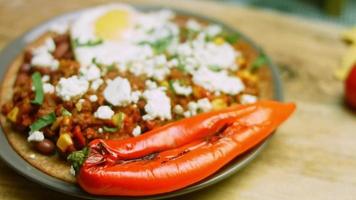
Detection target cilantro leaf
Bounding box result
[31,72,44,105]
[208,65,222,72]
[103,126,118,133]
[225,33,240,44]
[251,54,267,71]
[73,38,103,48]
[61,108,72,116]
[140,36,173,54]
[169,80,176,94]
[67,147,89,173]
[30,112,56,132]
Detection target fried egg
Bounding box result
[71,4,136,43]
[71,4,149,67]
[71,4,177,68]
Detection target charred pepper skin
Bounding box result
[78,101,296,196]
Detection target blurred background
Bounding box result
[209,0,356,25]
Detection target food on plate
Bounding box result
[76,101,295,196]
[345,64,356,108]
[0,3,292,193]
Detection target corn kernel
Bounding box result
[112,112,125,129]
[160,81,169,88]
[238,70,258,82]
[75,102,82,112]
[237,57,246,66]
[56,133,73,152]
[50,116,63,131]
[214,37,225,45]
[212,98,227,110]
[7,107,19,123]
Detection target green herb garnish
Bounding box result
[181,27,196,41]
[61,108,72,116]
[176,57,186,72]
[107,64,116,71]
[31,72,44,105]
[73,38,103,48]
[251,54,267,72]
[208,65,221,72]
[67,147,89,173]
[169,80,176,94]
[103,126,118,133]
[29,112,56,132]
[140,36,173,54]
[225,33,240,44]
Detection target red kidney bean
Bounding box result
[34,139,55,155]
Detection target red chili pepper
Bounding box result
[78,101,295,196]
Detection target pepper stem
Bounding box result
[67,147,89,173]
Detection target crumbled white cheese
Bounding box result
[27,131,44,142]
[70,165,76,176]
[183,110,192,118]
[94,105,114,120]
[131,91,142,104]
[31,38,59,70]
[193,68,244,95]
[41,75,50,82]
[204,25,222,38]
[183,98,212,117]
[142,88,172,121]
[56,76,89,101]
[187,101,198,116]
[132,125,141,137]
[29,154,36,159]
[240,94,257,104]
[43,83,55,93]
[98,128,103,133]
[172,81,192,96]
[49,22,69,35]
[145,80,158,89]
[128,54,171,81]
[80,64,101,81]
[90,78,104,91]
[89,95,98,102]
[44,38,56,53]
[186,19,202,31]
[193,41,237,71]
[31,52,59,70]
[173,104,184,115]
[197,98,212,112]
[103,77,138,106]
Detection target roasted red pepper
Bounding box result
[77,101,295,196]
[88,103,257,160]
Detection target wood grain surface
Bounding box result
[0,0,355,199]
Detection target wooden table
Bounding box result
[0,0,355,199]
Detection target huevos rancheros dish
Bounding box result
[0,4,295,196]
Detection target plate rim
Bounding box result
[0,4,283,200]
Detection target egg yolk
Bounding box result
[95,10,131,40]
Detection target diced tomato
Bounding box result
[73,126,86,149]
